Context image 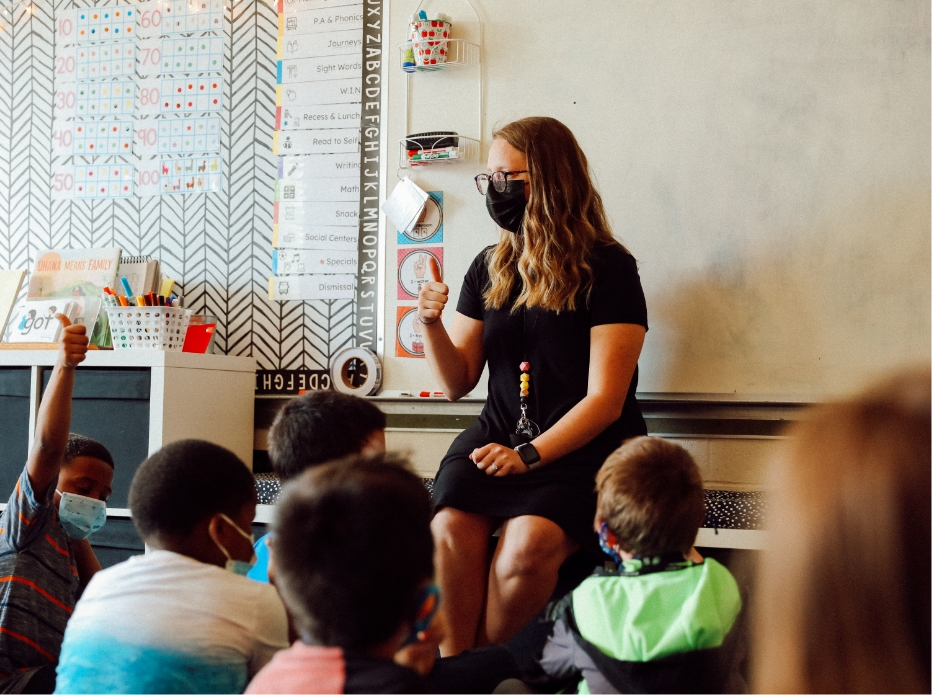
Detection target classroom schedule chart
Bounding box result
[52,0,226,200]
[268,0,370,302]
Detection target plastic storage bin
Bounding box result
[106,306,190,350]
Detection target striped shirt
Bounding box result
[0,468,78,679]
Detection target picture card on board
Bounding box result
[268,274,355,301]
[275,176,359,202]
[273,128,360,155]
[271,249,357,274]
[276,201,358,227]
[397,191,443,245]
[278,78,361,107]
[280,5,363,38]
[278,28,362,61]
[277,103,361,130]
[278,55,361,84]
[397,247,442,300]
[279,153,360,180]
[272,225,358,250]
[395,305,425,358]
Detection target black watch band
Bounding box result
[514,442,541,468]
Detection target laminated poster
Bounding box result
[395,305,425,358]
[397,247,442,300]
[398,191,443,245]
[52,0,227,200]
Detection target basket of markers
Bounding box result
[102,284,189,351]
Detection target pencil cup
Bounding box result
[106,306,191,350]
[409,18,451,68]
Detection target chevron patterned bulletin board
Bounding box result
[0,0,372,383]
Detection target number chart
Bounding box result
[160,156,222,195]
[76,7,135,42]
[76,80,136,117]
[161,37,223,74]
[160,78,223,113]
[53,0,228,199]
[157,117,221,154]
[160,0,223,34]
[73,120,134,156]
[76,41,136,80]
[74,164,134,199]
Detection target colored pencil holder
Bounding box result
[106,306,191,350]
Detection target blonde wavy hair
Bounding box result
[484,117,628,313]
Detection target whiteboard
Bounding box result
[381,0,931,398]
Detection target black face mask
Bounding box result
[486,180,527,234]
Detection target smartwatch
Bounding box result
[514,442,541,469]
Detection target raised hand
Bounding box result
[417,257,447,325]
[56,314,89,370]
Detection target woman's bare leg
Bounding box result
[431,507,495,656]
[480,515,578,645]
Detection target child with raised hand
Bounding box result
[0,315,115,694]
[529,436,742,694]
[249,390,386,583]
[246,453,440,694]
[54,440,289,694]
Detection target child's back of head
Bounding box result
[595,436,705,556]
[129,438,256,546]
[273,453,433,651]
[268,391,387,483]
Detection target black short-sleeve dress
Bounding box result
[431,242,649,554]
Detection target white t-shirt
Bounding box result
[55,549,289,694]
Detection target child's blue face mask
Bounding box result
[57,491,107,540]
[212,513,257,576]
[598,520,622,564]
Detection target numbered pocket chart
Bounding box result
[74,164,134,199]
[159,156,222,195]
[75,7,135,42]
[76,42,136,80]
[161,37,224,74]
[161,78,223,113]
[160,0,223,34]
[157,117,221,154]
[76,80,136,117]
[73,120,134,156]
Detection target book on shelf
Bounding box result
[26,247,121,348]
[6,299,79,343]
[116,255,161,296]
[0,269,25,341]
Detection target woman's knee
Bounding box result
[495,516,575,579]
[432,508,493,552]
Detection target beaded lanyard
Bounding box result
[513,306,541,443]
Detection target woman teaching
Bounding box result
[418,117,648,655]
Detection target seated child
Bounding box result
[248,390,386,582]
[246,454,437,694]
[54,439,289,694]
[533,436,742,694]
[0,316,114,693]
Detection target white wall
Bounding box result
[381,0,931,398]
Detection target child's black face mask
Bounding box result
[486,180,527,234]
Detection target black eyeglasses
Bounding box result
[474,170,528,195]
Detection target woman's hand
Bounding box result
[417,257,448,325]
[471,444,528,476]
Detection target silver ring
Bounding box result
[490,464,500,473]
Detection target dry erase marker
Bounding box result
[136,296,146,307]
[120,277,134,297]
[158,295,165,306]
[118,295,129,307]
